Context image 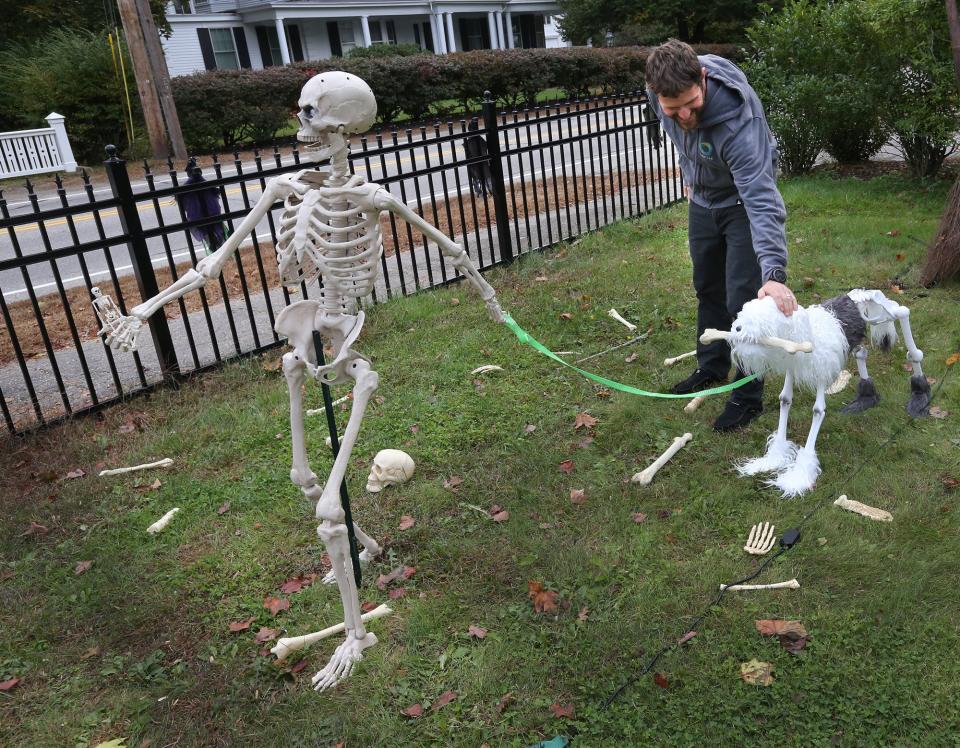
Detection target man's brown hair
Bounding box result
[645,39,702,97]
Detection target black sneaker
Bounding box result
[712,400,763,432]
[670,368,726,395]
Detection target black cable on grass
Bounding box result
[604,363,955,708]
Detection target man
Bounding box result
[644,39,797,431]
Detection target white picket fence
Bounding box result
[0,113,78,178]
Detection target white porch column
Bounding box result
[505,11,514,48]
[487,11,499,49]
[432,12,447,54]
[496,11,506,49]
[360,15,372,47]
[274,18,291,64]
[45,113,77,173]
[444,12,457,52]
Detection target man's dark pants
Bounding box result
[688,200,764,407]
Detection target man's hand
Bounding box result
[758,280,798,317]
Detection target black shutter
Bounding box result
[327,21,342,57]
[197,28,216,71]
[256,27,272,67]
[288,24,304,62]
[233,27,251,68]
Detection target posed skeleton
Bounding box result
[93,72,503,691]
[701,289,929,497]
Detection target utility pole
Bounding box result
[116,0,187,160]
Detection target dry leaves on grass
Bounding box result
[19,522,49,538]
[569,488,586,505]
[74,560,93,575]
[263,596,290,616]
[677,631,697,646]
[468,625,487,639]
[756,619,810,654]
[549,702,575,718]
[401,703,424,719]
[279,573,318,595]
[930,406,949,419]
[0,678,20,691]
[573,413,598,430]
[653,672,670,689]
[254,627,279,644]
[443,475,464,490]
[431,690,457,711]
[64,468,86,480]
[740,659,774,686]
[946,352,960,366]
[558,459,575,474]
[495,692,515,713]
[489,504,510,523]
[632,512,648,523]
[528,581,559,614]
[228,618,254,633]
[217,501,231,515]
[398,515,415,531]
[376,566,416,590]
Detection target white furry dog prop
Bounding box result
[701,289,929,497]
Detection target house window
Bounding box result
[369,20,397,45]
[267,28,283,66]
[210,28,240,70]
[339,20,357,53]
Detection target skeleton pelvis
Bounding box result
[275,300,370,384]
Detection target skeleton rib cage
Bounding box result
[275,174,383,309]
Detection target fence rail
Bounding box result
[0,113,78,179]
[0,91,681,436]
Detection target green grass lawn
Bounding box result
[2,174,959,747]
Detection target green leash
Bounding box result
[502,312,757,399]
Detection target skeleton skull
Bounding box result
[366,449,415,492]
[296,71,377,160]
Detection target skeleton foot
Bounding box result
[840,377,880,414]
[311,632,377,691]
[768,448,821,498]
[737,435,797,476]
[906,374,930,418]
[322,548,375,585]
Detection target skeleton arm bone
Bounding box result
[375,189,503,322]
[700,328,814,354]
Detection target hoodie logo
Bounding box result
[699,141,715,160]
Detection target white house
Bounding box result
[162,0,568,78]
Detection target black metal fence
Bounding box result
[0,91,681,435]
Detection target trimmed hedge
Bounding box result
[172,44,745,151]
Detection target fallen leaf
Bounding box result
[535,275,549,281]
[886,229,901,237]
[263,596,289,616]
[0,677,20,691]
[528,581,559,614]
[409,424,420,434]
[360,601,378,613]
[19,522,49,537]
[903,362,914,372]
[558,459,575,474]
[653,672,670,689]
[549,702,574,718]
[595,388,611,398]
[575,437,595,449]
[632,512,647,523]
[930,406,949,419]
[578,606,590,621]
[657,509,672,519]
[80,645,100,660]
[677,631,697,646]
[254,627,279,644]
[740,659,774,686]
[74,560,93,576]
[625,352,639,363]
[468,625,487,639]
[443,475,464,490]
[943,477,959,490]
[217,501,231,515]
[431,690,457,711]
[388,587,407,599]
[895,252,906,261]
[0,569,13,582]
[376,566,415,590]
[491,510,510,523]
[280,575,314,595]
[401,703,424,719]
[569,488,586,505]
[524,424,537,434]
[65,468,86,480]
[495,692,514,713]
[450,297,460,305]
[559,312,573,321]
[574,413,599,430]
[262,357,283,372]
[756,620,810,653]
[290,659,308,674]
[946,352,960,366]
[398,515,415,531]
[228,618,254,633]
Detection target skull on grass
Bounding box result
[366,449,415,492]
[296,71,377,161]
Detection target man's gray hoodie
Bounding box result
[646,54,787,283]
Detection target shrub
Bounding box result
[346,43,427,59]
[869,0,959,177]
[0,29,139,164]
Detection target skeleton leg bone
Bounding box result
[632,433,693,485]
[720,579,799,591]
[895,309,930,417]
[272,604,393,662]
[770,385,825,497]
[841,345,881,414]
[738,371,797,476]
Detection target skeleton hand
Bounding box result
[485,296,505,324]
[102,313,146,352]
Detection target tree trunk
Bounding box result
[676,15,689,41]
[920,0,960,285]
